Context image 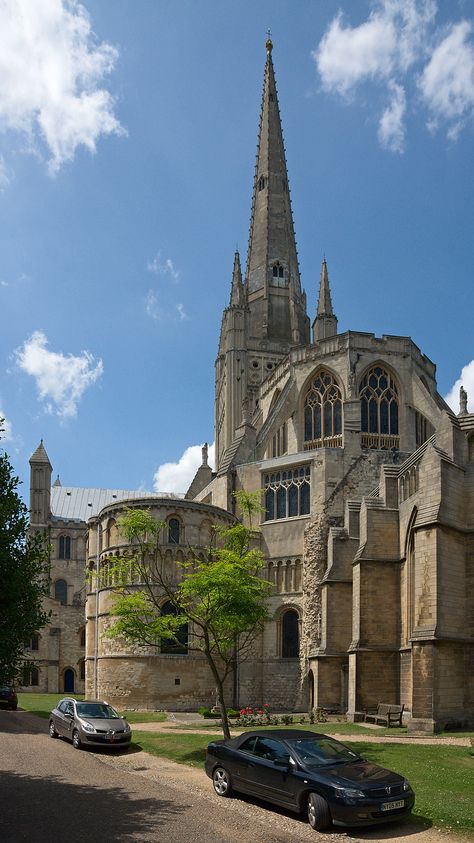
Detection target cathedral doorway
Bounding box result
[64,669,75,693]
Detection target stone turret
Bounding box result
[29,440,52,527]
[313,258,338,342]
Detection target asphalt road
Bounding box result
[0,709,326,843]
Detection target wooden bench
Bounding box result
[364,703,404,727]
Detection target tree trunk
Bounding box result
[203,634,231,740]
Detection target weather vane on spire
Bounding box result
[266,29,273,53]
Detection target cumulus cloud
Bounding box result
[145,289,161,321]
[15,330,103,418]
[153,442,215,495]
[0,155,12,190]
[444,360,474,414]
[419,21,474,138]
[0,0,124,174]
[146,252,181,283]
[313,0,474,150]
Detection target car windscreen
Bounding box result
[286,737,361,768]
[76,703,120,719]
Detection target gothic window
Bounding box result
[160,601,188,654]
[281,609,299,658]
[271,422,287,458]
[304,370,342,449]
[168,518,181,545]
[24,634,39,650]
[360,365,399,448]
[58,535,71,560]
[54,579,68,605]
[271,262,287,288]
[258,175,265,191]
[79,626,86,647]
[264,466,310,521]
[23,666,39,686]
[415,410,434,448]
[105,518,116,548]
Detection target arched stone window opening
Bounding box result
[58,535,71,560]
[303,370,342,450]
[271,261,287,288]
[168,518,181,545]
[160,601,188,654]
[105,518,116,548]
[22,665,39,686]
[360,365,399,449]
[54,579,68,605]
[258,175,265,191]
[63,668,75,693]
[264,466,310,521]
[281,609,299,658]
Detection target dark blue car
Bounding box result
[205,729,415,831]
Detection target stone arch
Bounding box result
[167,515,183,545]
[359,361,400,448]
[300,366,343,451]
[54,578,68,605]
[274,604,301,658]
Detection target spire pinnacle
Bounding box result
[313,258,338,342]
[230,249,245,306]
[266,29,273,53]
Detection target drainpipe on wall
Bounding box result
[93,521,100,699]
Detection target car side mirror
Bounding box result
[273,757,291,768]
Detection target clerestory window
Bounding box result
[264,466,310,521]
[304,370,342,449]
[58,535,71,560]
[281,609,299,658]
[360,365,399,449]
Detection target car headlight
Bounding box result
[403,779,412,792]
[80,721,96,733]
[334,786,366,801]
[124,723,131,733]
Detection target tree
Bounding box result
[105,492,270,739]
[0,422,50,684]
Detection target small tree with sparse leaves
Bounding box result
[104,491,270,739]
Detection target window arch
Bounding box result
[54,579,68,605]
[359,365,399,449]
[168,518,181,545]
[258,175,265,191]
[271,262,287,288]
[58,535,71,560]
[22,665,39,686]
[281,609,299,658]
[105,518,117,548]
[304,369,342,449]
[160,601,188,654]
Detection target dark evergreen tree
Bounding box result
[0,423,50,683]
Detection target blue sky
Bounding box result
[0,0,473,498]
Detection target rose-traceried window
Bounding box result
[360,365,399,449]
[304,370,342,449]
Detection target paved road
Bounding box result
[0,709,331,843]
[0,710,467,843]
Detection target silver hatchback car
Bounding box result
[49,698,132,750]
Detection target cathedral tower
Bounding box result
[29,440,52,527]
[215,38,310,470]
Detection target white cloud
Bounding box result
[177,303,188,321]
[0,154,11,190]
[0,411,13,442]
[444,360,474,414]
[419,21,474,137]
[145,289,161,321]
[313,1,474,150]
[0,0,124,174]
[15,330,103,418]
[378,81,407,151]
[146,252,181,283]
[153,442,215,495]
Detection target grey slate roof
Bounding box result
[50,486,182,523]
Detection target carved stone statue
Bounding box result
[459,385,468,416]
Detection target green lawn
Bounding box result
[17,693,166,723]
[133,731,474,835]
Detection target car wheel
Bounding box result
[307,792,330,831]
[213,766,232,797]
[49,720,58,739]
[72,729,82,750]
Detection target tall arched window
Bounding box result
[54,579,68,605]
[58,535,71,559]
[31,667,39,686]
[359,365,399,449]
[304,370,342,449]
[281,609,299,658]
[160,601,188,654]
[168,518,181,545]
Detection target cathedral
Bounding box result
[27,39,474,732]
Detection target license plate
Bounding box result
[381,800,404,811]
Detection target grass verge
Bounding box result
[133,731,474,835]
[17,693,166,724]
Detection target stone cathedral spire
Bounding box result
[245,37,309,345]
[313,258,338,341]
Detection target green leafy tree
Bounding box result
[0,422,50,684]
[105,492,270,739]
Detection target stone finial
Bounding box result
[53,475,61,487]
[459,385,468,416]
[202,443,209,466]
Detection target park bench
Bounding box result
[364,703,404,727]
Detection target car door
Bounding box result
[55,700,75,738]
[236,737,299,808]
